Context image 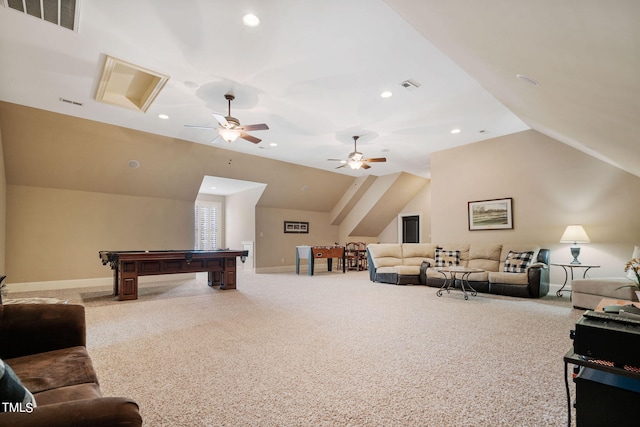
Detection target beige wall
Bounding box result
[378,182,431,243]
[337,174,398,243]
[255,207,339,272]
[6,185,194,283]
[337,173,428,242]
[225,186,266,251]
[0,103,354,285]
[431,130,640,283]
[0,124,5,275]
[0,103,353,211]
[3,103,639,287]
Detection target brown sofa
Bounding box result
[0,303,142,426]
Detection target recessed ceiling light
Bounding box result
[380,91,393,98]
[158,114,169,120]
[450,128,461,134]
[270,142,278,147]
[516,74,540,86]
[243,14,260,27]
[210,186,216,190]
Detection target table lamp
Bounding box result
[560,225,590,264]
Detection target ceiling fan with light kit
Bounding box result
[185,94,269,144]
[328,135,387,170]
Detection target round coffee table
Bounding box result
[435,266,484,300]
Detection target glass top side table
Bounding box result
[551,263,600,297]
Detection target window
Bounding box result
[194,201,221,250]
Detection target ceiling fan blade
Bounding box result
[210,134,222,144]
[212,113,229,127]
[239,132,261,144]
[362,157,387,163]
[237,123,269,131]
[335,164,347,169]
[327,159,346,162]
[184,124,217,130]
[361,163,372,169]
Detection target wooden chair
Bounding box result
[345,242,360,270]
[357,242,368,270]
[334,242,344,270]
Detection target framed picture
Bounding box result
[284,221,309,234]
[468,198,513,231]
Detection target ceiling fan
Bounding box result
[185,94,269,144]
[328,136,387,170]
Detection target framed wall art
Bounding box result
[284,221,309,234]
[468,198,513,231]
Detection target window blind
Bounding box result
[194,201,221,250]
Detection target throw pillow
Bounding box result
[503,251,534,273]
[0,359,37,412]
[434,248,460,267]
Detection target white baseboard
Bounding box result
[254,256,345,274]
[6,273,197,293]
[255,265,297,274]
[254,262,338,274]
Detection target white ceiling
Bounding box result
[199,175,266,196]
[0,0,638,190]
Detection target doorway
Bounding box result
[401,215,420,243]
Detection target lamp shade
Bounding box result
[348,160,363,170]
[559,225,590,244]
[219,128,240,142]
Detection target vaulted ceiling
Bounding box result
[0,0,638,183]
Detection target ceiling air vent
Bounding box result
[3,0,79,31]
[59,97,83,106]
[400,79,421,91]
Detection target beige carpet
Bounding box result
[78,277,216,307]
[9,269,583,426]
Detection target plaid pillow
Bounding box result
[503,251,534,273]
[434,249,460,267]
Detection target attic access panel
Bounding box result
[4,0,78,31]
[95,55,169,113]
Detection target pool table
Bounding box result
[99,250,248,301]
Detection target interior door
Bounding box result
[402,215,420,243]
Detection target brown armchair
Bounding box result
[0,304,142,426]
